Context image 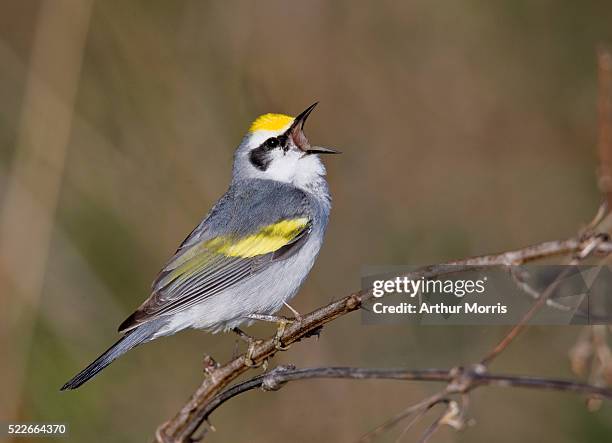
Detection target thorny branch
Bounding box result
[189,365,612,427]
[154,232,612,443]
[154,49,612,443]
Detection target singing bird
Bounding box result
[62,103,339,390]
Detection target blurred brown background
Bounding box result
[1,1,612,442]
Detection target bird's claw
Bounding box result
[244,338,265,367]
[242,314,296,351]
[274,319,291,351]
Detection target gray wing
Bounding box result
[118,179,312,332]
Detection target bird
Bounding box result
[61,103,339,390]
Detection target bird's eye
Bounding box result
[265,137,279,148]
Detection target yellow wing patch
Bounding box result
[249,113,294,133]
[205,217,309,258]
[162,217,309,286]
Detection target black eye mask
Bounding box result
[249,136,290,170]
[249,145,272,171]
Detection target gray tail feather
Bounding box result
[60,322,159,390]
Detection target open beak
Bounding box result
[305,146,341,155]
[287,102,341,155]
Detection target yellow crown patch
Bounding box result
[249,113,294,133]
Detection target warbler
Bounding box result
[61,103,339,390]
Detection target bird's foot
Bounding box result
[273,319,291,351]
[232,327,264,367]
[244,339,266,367]
[244,314,297,351]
